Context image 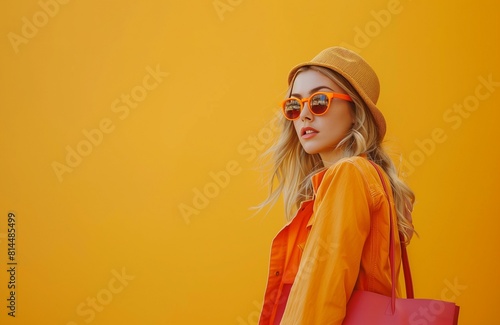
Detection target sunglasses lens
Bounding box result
[310,93,330,115]
[283,99,301,120]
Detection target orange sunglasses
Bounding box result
[282,92,353,120]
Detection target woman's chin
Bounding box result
[301,145,320,155]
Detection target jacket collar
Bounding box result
[311,169,327,194]
[306,154,368,228]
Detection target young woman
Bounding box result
[258,47,415,324]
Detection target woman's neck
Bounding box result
[319,150,345,168]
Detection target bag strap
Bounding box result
[368,161,414,311]
[400,233,414,298]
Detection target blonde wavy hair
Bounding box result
[259,66,415,243]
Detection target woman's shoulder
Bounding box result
[325,155,375,176]
[316,155,384,203]
[318,155,382,194]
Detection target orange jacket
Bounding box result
[259,156,402,325]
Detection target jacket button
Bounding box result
[275,271,280,276]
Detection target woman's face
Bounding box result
[291,69,354,166]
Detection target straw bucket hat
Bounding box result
[288,46,386,140]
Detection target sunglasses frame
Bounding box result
[281,91,353,121]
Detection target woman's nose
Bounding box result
[300,101,313,121]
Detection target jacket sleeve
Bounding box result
[279,159,374,325]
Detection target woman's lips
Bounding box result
[301,127,319,139]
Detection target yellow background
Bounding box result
[1,0,499,324]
